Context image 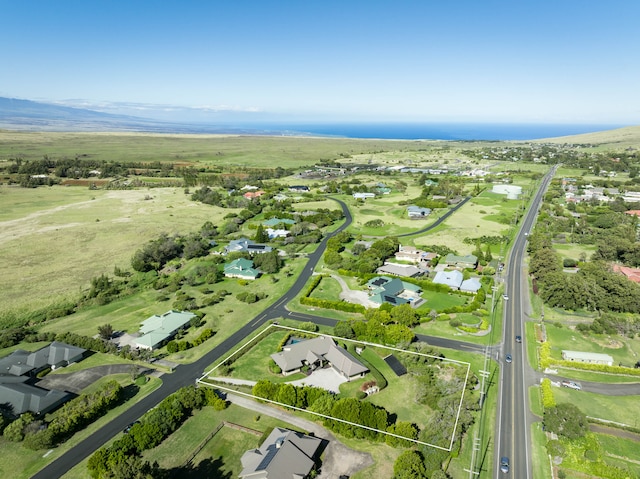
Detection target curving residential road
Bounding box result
[33,194,478,478]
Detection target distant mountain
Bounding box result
[0,97,273,134]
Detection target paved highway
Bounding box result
[494,166,558,478]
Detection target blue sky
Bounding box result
[2,0,639,124]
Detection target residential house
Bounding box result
[394,245,437,266]
[266,228,290,239]
[263,218,296,228]
[460,277,482,293]
[135,310,196,350]
[352,192,375,200]
[444,253,478,270]
[433,270,464,290]
[561,350,614,366]
[376,262,424,278]
[0,341,86,377]
[0,341,86,415]
[612,264,640,283]
[224,258,260,280]
[271,336,368,380]
[366,276,423,308]
[239,427,323,479]
[288,185,310,192]
[224,238,273,255]
[243,190,265,200]
[407,205,432,219]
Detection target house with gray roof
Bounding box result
[224,238,273,255]
[239,427,322,479]
[407,205,432,219]
[271,336,368,380]
[460,277,482,293]
[376,262,424,278]
[224,258,260,280]
[433,270,464,290]
[263,218,296,227]
[135,310,196,350]
[0,341,85,415]
[561,350,614,366]
[0,341,86,378]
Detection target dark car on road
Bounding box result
[515,335,522,343]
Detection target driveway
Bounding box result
[37,364,148,394]
[288,367,348,394]
[226,393,374,479]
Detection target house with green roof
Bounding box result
[135,310,196,350]
[444,253,478,270]
[366,276,423,308]
[224,258,260,280]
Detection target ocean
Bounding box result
[232,122,625,141]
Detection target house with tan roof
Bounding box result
[271,336,368,380]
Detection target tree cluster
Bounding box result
[4,380,124,450]
[87,386,227,479]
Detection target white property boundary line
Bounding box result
[196,323,471,451]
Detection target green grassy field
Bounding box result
[0,185,229,314]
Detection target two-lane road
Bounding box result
[495,165,557,478]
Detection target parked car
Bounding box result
[123,420,141,434]
[561,380,582,390]
[500,456,510,473]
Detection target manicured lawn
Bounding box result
[598,433,640,478]
[554,388,640,426]
[223,330,291,381]
[309,276,343,301]
[544,323,640,366]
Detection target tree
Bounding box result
[334,321,356,339]
[98,324,114,341]
[391,304,419,327]
[254,224,269,243]
[543,403,588,440]
[393,450,428,479]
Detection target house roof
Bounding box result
[140,310,196,335]
[433,270,464,289]
[271,336,368,378]
[444,253,478,266]
[561,350,614,363]
[263,218,296,227]
[224,258,260,279]
[460,277,482,292]
[137,310,196,349]
[376,263,423,278]
[225,238,273,255]
[0,342,86,377]
[0,382,70,415]
[240,427,322,479]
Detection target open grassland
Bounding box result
[544,322,640,366]
[0,130,484,168]
[535,125,640,149]
[0,186,228,314]
[411,190,523,254]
